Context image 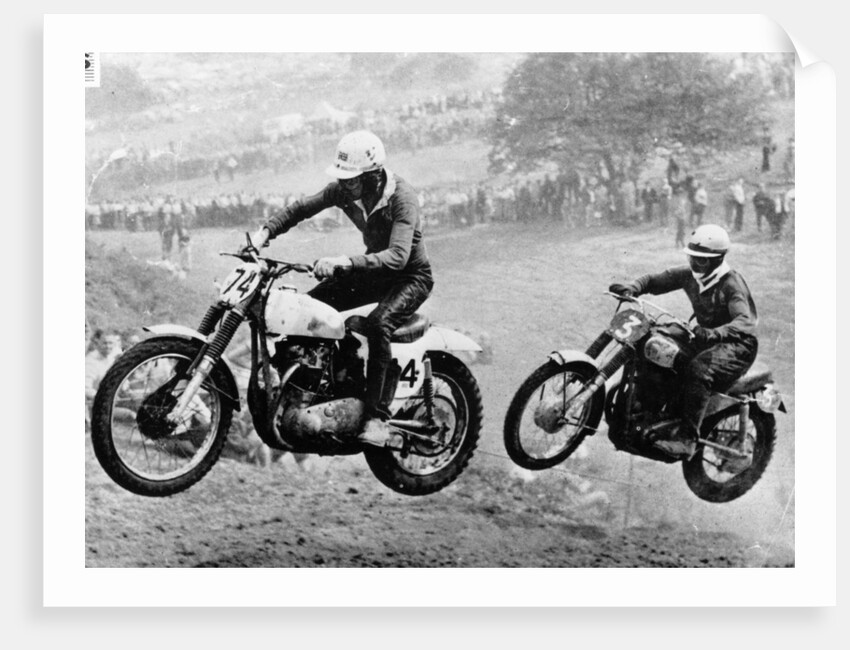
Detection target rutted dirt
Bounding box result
[85,434,793,568]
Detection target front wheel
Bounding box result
[364,352,482,496]
[90,339,234,497]
[503,360,605,470]
[683,407,776,503]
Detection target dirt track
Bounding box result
[84,433,792,569]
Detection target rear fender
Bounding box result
[418,326,483,353]
[141,326,241,411]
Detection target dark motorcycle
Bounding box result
[91,241,483,498]
[503,292,785,502]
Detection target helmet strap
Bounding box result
[361,168,385,197]
[691,257,730,293]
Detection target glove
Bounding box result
[236,242,258,259]
[236,229,269,259]
[313,256,352,280]
[608,283,637,298]
[692,326,719,347]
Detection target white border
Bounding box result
[46,13,834,607]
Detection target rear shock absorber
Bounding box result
[422,357,435,424]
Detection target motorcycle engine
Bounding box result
[272,336,333,396]
[269,335,366,450]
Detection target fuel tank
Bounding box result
[264,286,346,340]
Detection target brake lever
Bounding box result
[604,290,638,303]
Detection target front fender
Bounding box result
[140,326,241,411]
[548,348,622,391]
[143,323,209,343]
[419,326,483,352]
[548,348,598,369]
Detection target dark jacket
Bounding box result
[631,266,758,343]
[264,171,430,275]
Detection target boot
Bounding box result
[652,425,697,460]
[357,418,403,449]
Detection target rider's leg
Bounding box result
[363,277,433,414]
[308,271,434,446]
[359,275,433,446]
[660,339,758,458]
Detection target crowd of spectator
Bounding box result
[85,161,795,246]
[86,88,503,194]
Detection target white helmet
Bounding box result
[684,224,730,257]
[325,130,386,179]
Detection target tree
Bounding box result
[488,53,773,218]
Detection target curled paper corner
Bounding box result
[762,15,824,69]
[786,32,823,69]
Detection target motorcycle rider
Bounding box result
[243,130,434,448]
[608,224,758,458]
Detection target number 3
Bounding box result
[614,314,642,339]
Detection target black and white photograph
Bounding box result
[42,13,835,609]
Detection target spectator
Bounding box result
[769,192,784,240]
[730,178,746,233]
[761,127,776,172]
[784,186,795,226]
[783,136,795,180]
[658,180,671,227]
[752,183,772,233]
[673,191,688,249]
[682,170,697,227]
[666,156,680,191]
[693,182,708,227]
[641,183,657,223]
[85,329,121,426]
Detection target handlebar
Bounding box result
[219,251,314,276]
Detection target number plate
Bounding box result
[219,263,262,305]
[608,309,651,344]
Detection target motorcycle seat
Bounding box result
[726,360,773,396]
[345,313,431,344]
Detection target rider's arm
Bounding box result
[349,184,419,271]
[263,184,338,240]
[713,276,758,341]
[631,266,690,296]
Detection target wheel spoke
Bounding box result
[391,374,466,476]
[503,362,598,470]
[108,350,221,482]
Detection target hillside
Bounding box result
[85,216,795,569]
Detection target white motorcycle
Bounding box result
[91,239,483,497]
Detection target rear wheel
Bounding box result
[683,407,776,503]
[90,339,234,497]
[503,361,604,470]
[364,352,482,496]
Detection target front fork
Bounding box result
[166,307,246,426]
[564,344,630,419]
